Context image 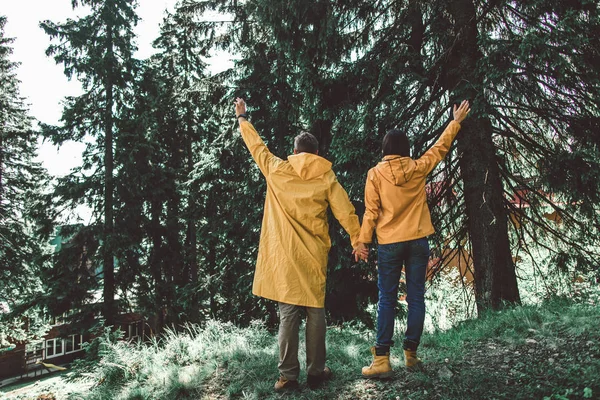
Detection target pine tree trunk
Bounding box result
[205,187,217,317]
[312,119,333,156]
[103,21,116,326]
[0,127,3,210]
[149,198,164,334]
[187,214,198,283]
[186,123,198,284]
[167,197,183,288]
[457,119,521,311]
[446,0,520,312]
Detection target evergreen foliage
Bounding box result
[13,0,599,333]
[40,0,140,326]
[0,15,52,344]
[185,0,600,316]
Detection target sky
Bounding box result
[3,0,179,176]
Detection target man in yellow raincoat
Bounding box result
[234,98,366,391]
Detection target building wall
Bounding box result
[0,316,147,381]
[0,344,26,380]
[0,328,86,380]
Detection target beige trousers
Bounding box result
[278,302,326,380]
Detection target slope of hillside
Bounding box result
[2,298,599,400]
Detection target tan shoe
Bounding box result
[404,349,423,369]
[307,366,332,389]
[274,375,299,391]
[361,346,394,379]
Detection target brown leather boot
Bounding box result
[361,346,394,379]
[404,349,423,369]
[307,366,332,389]
[274,375,299,391]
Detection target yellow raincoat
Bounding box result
[358,120,462,244]
[239,120,360,308]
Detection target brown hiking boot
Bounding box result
[404,349,423,370]
[274,375,299,391]
[307,366,332,389]
[362,346,394,379]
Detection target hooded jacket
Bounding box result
[239,120,360,308]
[358,120,461,244]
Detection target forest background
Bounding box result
[1,0,600,356]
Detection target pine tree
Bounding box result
[338,0,600,311]
[0,15,52,344]
[41,0,139,325]
[102,3,230,330]
[146,6,211,324]
[187,0,600,316]
[445,0,521,309]
[184,0,382,324]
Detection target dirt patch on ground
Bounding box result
[340,335,600,400]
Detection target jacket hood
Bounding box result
[376,155,416,186]
[288,153,332,180]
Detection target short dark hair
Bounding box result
[294,132,319,154]
[382,129,410,157]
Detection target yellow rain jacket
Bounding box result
[358,120,461,245]
[239,120,361,308]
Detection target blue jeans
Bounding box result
[376,237,430,349]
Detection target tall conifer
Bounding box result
[189,0,600,315]
[41,0,139,325]
[0,16,52,343]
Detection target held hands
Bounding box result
[234,97,247,119]
[453,100,471,123]
[352,242,369,262]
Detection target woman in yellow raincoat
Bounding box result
[359,101,471,378]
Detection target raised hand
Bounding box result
[453,100,471,123]
[234,97,247,118]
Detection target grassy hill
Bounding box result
[2,298,599,400]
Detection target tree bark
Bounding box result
[0,126,3,212]
[186,108,198,285]
[407,0,425,77]
[103,19,116,327]
[312,119,333,156]
[446,0,520,312]
[149,198,165,335]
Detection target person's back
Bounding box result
[360,100,470,379]
[266,153,335,249]
[369,157,430,242]
[234,98,365,391]
[361,118,461,244]
[252,149,357,307]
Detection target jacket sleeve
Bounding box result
[327,173,361,248]
[358,170,381,244]
[239,120,282,177]
[415,120,461,176]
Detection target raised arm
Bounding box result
[416,100,470,175]
[235,98,281,177]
